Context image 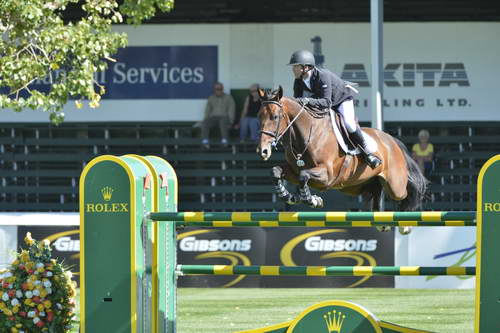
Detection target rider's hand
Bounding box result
[296,97,309,106]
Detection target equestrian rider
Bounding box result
[288,49,382,169]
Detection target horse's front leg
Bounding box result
[298,167,328,208]
[271,165,299,205]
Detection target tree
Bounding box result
[0,0,174,124]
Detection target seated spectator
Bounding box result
[412,129,434,177]
[201,82,235,148]
[235,84,261,142]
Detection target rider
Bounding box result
[288,49,382,169]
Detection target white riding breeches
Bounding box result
[337,99,357,133]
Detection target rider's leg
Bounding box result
[338,99,382,169]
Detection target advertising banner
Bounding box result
[262,227,394,288]
[178,227,394,288]
[177,227,267,287]
[28,46,218,100]
[395,227,476,289]
[17,226,80,286]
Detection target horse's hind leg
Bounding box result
[271,165,298,205]
[360,179,390,232]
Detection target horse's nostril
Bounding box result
[262,149,268,156]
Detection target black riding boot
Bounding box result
[350,128,382,169]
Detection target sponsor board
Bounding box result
[178,228,266,288]
[395,227,476,289]
[178,227,394,288]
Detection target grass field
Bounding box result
[74,288,475,332]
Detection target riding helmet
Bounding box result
[287,50,315,67]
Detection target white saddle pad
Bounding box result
[329,109,378,155]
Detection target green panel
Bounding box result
[80,155,152,333]
[145,156,179,333]
[476,155,500,332]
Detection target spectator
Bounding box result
[235,84,261,142]
[412,129,434,177]
[201,82,235,147]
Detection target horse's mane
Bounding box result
[261,88,329,119]
[284,97,330,119]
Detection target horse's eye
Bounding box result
[271,114,278,121]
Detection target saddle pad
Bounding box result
[329,109,378,155]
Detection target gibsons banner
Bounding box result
[178,227,394,288]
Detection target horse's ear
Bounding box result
[258,88,265,100]
[277,85,283,100]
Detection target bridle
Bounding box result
[259,100,305,148]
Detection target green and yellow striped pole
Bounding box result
[149,211,476,225]
[177,265,475,276]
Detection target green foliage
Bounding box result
[0,0,174,124]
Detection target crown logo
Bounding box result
[101,186,114,201]
[323,310,345,332]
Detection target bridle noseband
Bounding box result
[260,100,305,148]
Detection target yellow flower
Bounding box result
[24,232,35,246]
[43,300,52,309]
[12,305,19,314]
[25,262,34,270]
[11,328,18,333]
[12,259,19,265]
[16,324,22,328]
[24,299,32,305]
[42,239,51,248]
[37,304,45,311]
[4,309,13,316]
[40,289,48,298]
[20,251,30,263]
[37,267,45,273]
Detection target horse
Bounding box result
[257,87,427,232]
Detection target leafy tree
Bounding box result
[0,0,174,124]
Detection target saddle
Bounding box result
[329,110,378,156]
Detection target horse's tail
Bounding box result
[394,138,429,211]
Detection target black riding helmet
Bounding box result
[287,50,315,67]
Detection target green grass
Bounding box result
[73,288,475,333]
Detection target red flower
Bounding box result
[47,311,54,322]
[36,320,45,328]
[8,290,15,297]
[33,296,41,303]
[19,311,27,317]
[28,269,34,274]
[2,282,9,289]
[19,264,25,270]
[21,283,29,290]
[8,316,15,321]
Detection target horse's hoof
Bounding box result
[376,226,391,232]
[398,226,412,235]
[309,195,324,208]
[286,195,298,205]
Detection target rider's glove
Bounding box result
[296,97,309,106]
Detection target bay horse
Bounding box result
[257,87,427,231]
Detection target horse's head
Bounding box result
[257,86,285,161]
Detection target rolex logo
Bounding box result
[101,186,114,201]
[323,310,345,332]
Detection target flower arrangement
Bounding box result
[0,233,77,332]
